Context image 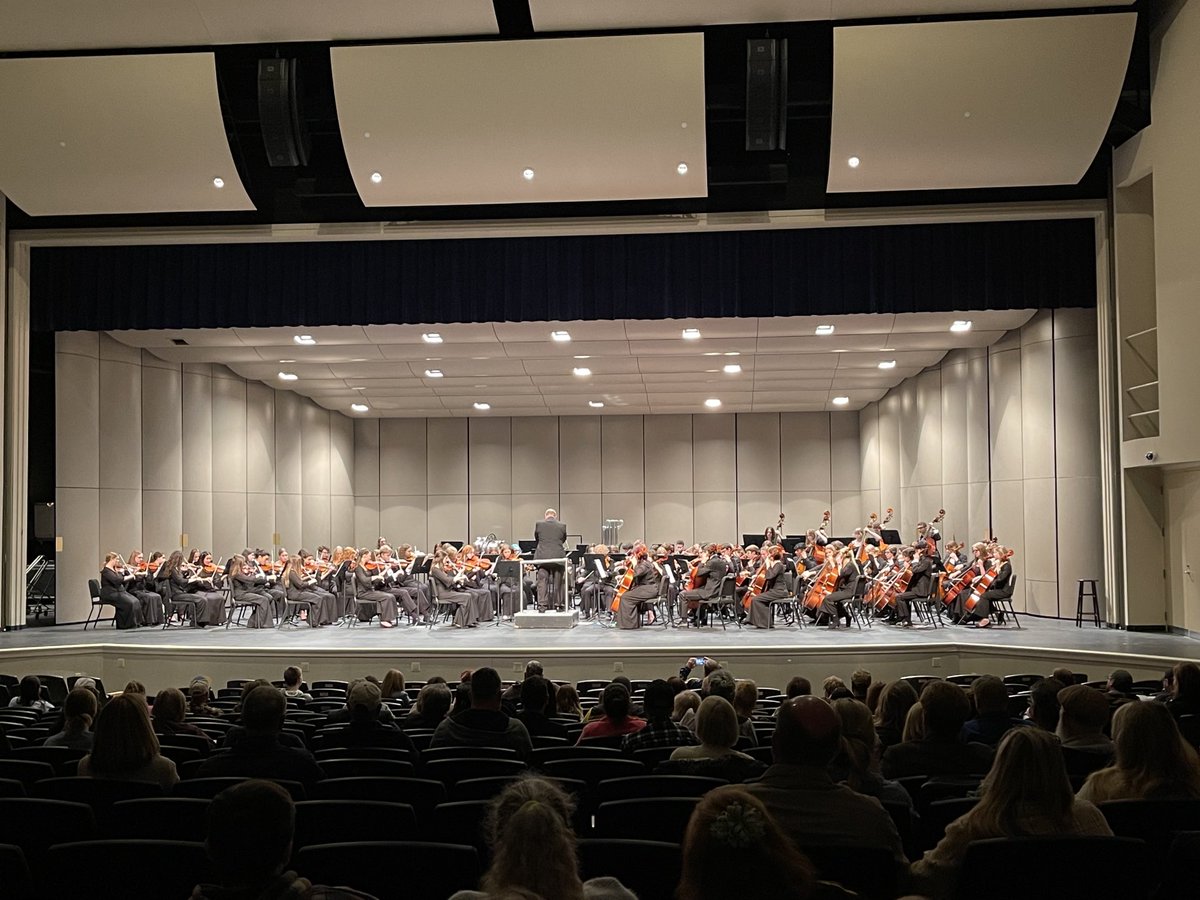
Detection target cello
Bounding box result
[803,553,841,612]
[742,560,770,610]
[965,548,1014,613]
[610,549,640,613]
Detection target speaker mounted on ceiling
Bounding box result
[745,38,788,152]
[258,58,310,167]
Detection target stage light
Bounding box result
[370,172,382,184]
[212,177,225,189]
[878,360,896,370]
[473,402,491,411]
[704,398,722,408]
[423,333,443,344]
[350,403,369,413]
[425,369,443,378]
[951,320,973,332]
[551,330,571,342]
[848,156,861,168]
[815,325,835,336]
[589,400,605,408]
[523,168,535,181]
[278,372,298,382]
[293,335,316,345]
[723,364,742,374]
[682,328,702,340]
[832,396,850,406]
[573,367,591,377]
[677,162,689,175]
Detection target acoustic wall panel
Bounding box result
[212,491,248,557]
[330,412,355,498]
[559,493,602,545]
[511,495,563,544]
[601,417,645,493]
[1020,338,1056,480]
[274,392,302,495]
[469,417,513,494]
[693,414,736,492]
[354,495,382,551]
[737,414,782,492]
[512,417,559,494]
[830,412,861,493]
[181,367,214,493]
[644,415,694,494]
[212,373,248,492]
[353,418,381,498]
[98,488,140,559]
[142,489,183,557]
[988,348,1024,483]
[98,359,142,491]
[57,340,100,490]
[301,404,332,497]
[470,494,512,541]
[428,495,468,546]
[428,419,468,495]
[379,418,427,495]
[560,417,602,492]
[246,381,276,495]
[693,492,736,545]
[301,494,332,552]
[182,489,213,552]
[274,493,302,552]
[56,488,100,622]
[782,413,832,492]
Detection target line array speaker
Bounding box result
[745,38,788,152]
[258,58,310,168]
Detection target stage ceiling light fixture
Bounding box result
[473,401,491,411]
[704,397,722,408]
[278,371,298,381]
[370,171,382,183]
[425,368,443,378]
[677,161,688,175]
[682,328,702,340]
[589,400,605,408]
[551,330,571,342]
[951,320,973,332]
[832,396,850,406]
[723,364,742,374]
[350,403,369,413]
[573,367,592,377]
[423,332,443,343]
[212,177,224,188]
[293,334,316,345]
[815,325,835,335]
[878,359,896,369]
[523,167,535,180]
[847,156,860,168]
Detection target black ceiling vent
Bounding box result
[745,38,787,152]
[258,58,311,167]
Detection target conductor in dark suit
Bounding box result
[533,508,567,612]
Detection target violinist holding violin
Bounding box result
[189,551,229,626]
[99,552,146,629]
[125,549,164,625]
[352,548,399,627]
[228,554,274,628]
[747,544,788,629]
[958,545,1014,629]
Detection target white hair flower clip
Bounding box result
[709,801,766,848]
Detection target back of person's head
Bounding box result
[381,669,405,698]
[1052,667,1076,687]
[601,683,631,722]
[971,675,1010,717]
[612,675,632,692]
[832,698,878,788]
[1109,701,1200,798]
[673,690,701,721]
[89,692,159,775]
[241,685,285,735]
[1108,669,1134,693]
[17,675,41,705]
[524,660,544,680]
[62,688,98,732]
[643,679,674,720]
[152,687,187,725]
[875,680,919,731]
[1057,684,1110,738]
[124,680,147,697]
[774,696,841,766]
[415,683,452,721]
[471,667,503,707]
[901,702,926,743]
[733,679,758,718]
[555,684,581,714]
[1028,678,1066,732]
[520,675,549,715]
[347,680,382,723]
[972,727,1074,834]
[695,696,740,749]
[666,676,686,695]
[282,666,303,689]
[865,680,886,714]
[822,675,847,699]
[678,786,814,900]
[920,682,971,739]
[850,669,872,698]
[482,777,585,900]
[1173,662,1200,703]
[703,658,721,676]
[706,669,736,703]
[207,780,294,889]
[785,676,811,699]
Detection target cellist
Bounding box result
[747,544,788,629]
[892,545,934,627]
[816,545,860,628]
[677,543,728,626]
[615,543,659,630]
[960,545,1014,629]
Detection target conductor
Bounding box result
[533,508,567,612]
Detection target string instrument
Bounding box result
[965,549,1014,612]
[743,562,769,610]
[864,560,896,611]
[776,511,786,540]
[857,513,879,565]
[876,507,895,553]
[686,557,702,591]
[812,510,832,563]
[803,557,840,611]
[940,567,976,608]
[610,553,639,612]
[924,509,946,554]
[881,562,913,610]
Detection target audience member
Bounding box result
[515,675,568,740]
[1154,667,1176,703]
[881,682,993,779]
[961,675,1026,746]
[502,660,544,705]
[329,681,417,753]
[666,675,686,695]
[188,677,223,717]
[733,678,760,746]
[901,702,926,743]
[1056,684,1115,779]
[451,682,473,718]
[1051,666,1076,687]
[831,698,911,810]
[1077,701,1200,803]
[282,666,312,702]
[823,676,847,699]
[152,687,215,742]
[785,676,812,699]
[850,669,872,703]
[79,692,179,788]
[324,679,396,725]
[864,681,886,714]
[746,697,905,865]
[873,681,918,751]
[622,679,699,753]
[123,680,148,697]
[668,696,758,775]
[1025,677,1065,732]
[578,683,646,744]
[1103,669,1138,713]
[197,685,324,785]
[555,684,584,720]
[191,780,375,899]
[72,677,104,708]
[679,657,722,690]
[432,666,533,757]
[1167,661,1200,720]
[401,683,453,731]
[9,675,53,712]
[673,690,701,723]
[911,728,1112,899]
[44,687,97,750]
[679,786,849,900]
[449,776,635,900]
[380,668,407,703]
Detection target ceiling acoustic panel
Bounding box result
[331,33,708,207]
[827,13,1136,193]
[832,1,1132,19]
[0,53,254,216]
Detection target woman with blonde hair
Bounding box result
[555,684,583,720]
[449,776,634,900]
[901,701,926,743]
[1077,700,1200,803]
[911,727,1111,899]
[662,696,765,782]
[78,692,178,789]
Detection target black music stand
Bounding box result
[781,537,803,553]
[493,559,522,623]
[518,540,536,553]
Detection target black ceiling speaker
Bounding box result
[745,38,788,152]
[258,58,310,167]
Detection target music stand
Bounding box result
[781,537,803,553]
[493,559,522,623]
[518,540,536,553]
[439,540,464,550]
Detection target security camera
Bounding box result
[1145,451,1157,461]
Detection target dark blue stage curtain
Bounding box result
[30,218,1096,332]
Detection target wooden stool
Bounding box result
[1075,579,1101,628]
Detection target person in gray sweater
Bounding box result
[430,667,532,759]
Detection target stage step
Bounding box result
[513,609,579,629]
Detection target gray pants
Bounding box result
[536,564,564,611]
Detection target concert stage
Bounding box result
[1,618,1194,693]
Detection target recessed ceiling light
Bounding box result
[551,330,571,342]
[588,400,605,408]
[704,398,722,408]
[293,335,316,345]
[832,349,848,354]
[473,402,491,411]
[422,333,443,344]
[425,369,443,378]
[723,364,742,374]
[682,328,702,340]
[815,325,836,336]
[832,396,850,406]
[212,177,225,189]
[523,168,535,181]
[677,162,689,175]
[351,386,365,391]
[574,355,590,360]
[370,172,382,184]
[703,351,720,357]
[848,157,861,168]
[573,367,592,377]
[950,320,973,333]
[878,360,896,370]
[350,403,369,413]
[278,372,298,382]
[879,347,895,352]
[724,351,740,357]
[350,358,367,362]
[279,359,294,364]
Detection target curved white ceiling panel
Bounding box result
[0,53,253,216]
[827,13,1136,193]
[331,34,708,207]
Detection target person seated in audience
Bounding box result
[901,702,926,743]
[881,682,994,779]
[152,687,215,744]
[679,656,722,690]
[78,691,179,789]
[1077,701,1200,803]
[191,780,375,900]
[554,684,584,721]
[622,678,699,754]
[830,698,911,811]
[911,728,1112,899]
[733,678,760,747]
[1024,677,1065,732]
[502,660,544,706]
[1166,661,1200,720]
[746,696,905,865]
[514,675,568,740]
[1103,669,1138,712]
[661,696,764,783]
[448,776,635,900]
[785,676,812,699]
[431,666,533,758]
[850,669,872,703]
[281,666,312,702]
[401,683,453,731]
[9,675,53,712]
[961,675,1027,746]
[1052,666,1077,687]
[672,690,700,723]
[1056,684,1115,758]
[44,687,97,750]
[188,677,223,717]
[681,670,755,745]
[823,676,848,700]
[328,680,417,754]
[864,680,886,714]
[197,685,325,785]
[610,676,644,718]
[577,682,646,744]
[873,681,918,751]
[324,679,396,726]
[72,677,104,708]
[678,786,853,900]
[379,669,410,709]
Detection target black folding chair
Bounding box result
[421,745,518,762]
[84,578,116,629]
[32,776,163,825]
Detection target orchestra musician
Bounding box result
[393,544,433,618]
[454,546,495,623]
[578,543,616,620]
[352,548,399,627]
[958,544,1014,629]
[374,545,423,623]
[99,552,145,629]
[155,550,225,626]
[125,550,164,626]
[429,545,479,628]
[281,553,328,627]
[815,546,859,629]
[615,543,660,630]
[677,544,729,626]
[251,549,287,620]
[748,544,788,629]
[228,554,274,628]
[891,545,934,627]
[532,508,568,612]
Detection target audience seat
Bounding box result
[1098,799,1200,864]
[530,745,622,766]
[429,800,491,858]
[158,745,203,768]
[316,758,415,779]
[956,836,1150,900]
[802,844,899,900]
[173,777,306,801]
[42,839,213,900]
[0,778,26,798]
[0,843,32,900]
[157,733,212,756]
[424,758,526,785]
[1154,831,1200,900]
[745,746,774,765]
[308,776,445,815]
[8,745,88,774]
[0,760,54,788]
[531,735,569,748]
[596,775,727,803]
[921,797,978,850]
[312,746,413,762]
[420,745,519,762]
[594,797,699,842]
[293,800,418,849]
[0,798,96,861]
[578,839,682,900]
[296,841,480,900]
[450,775,525,802]
[32,777,163,824]
[110,797,211,841]
[541,758,646,786]
[631,746,678,768]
